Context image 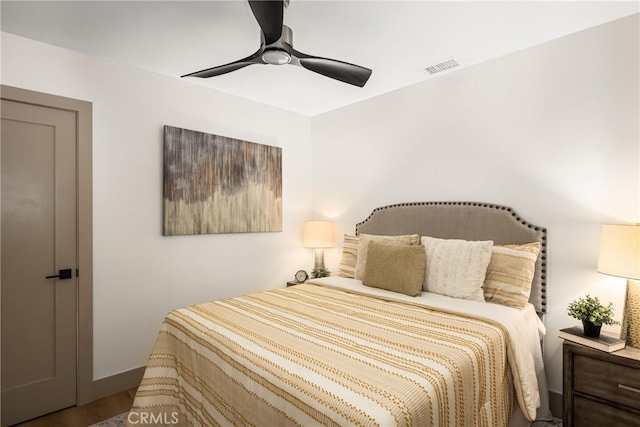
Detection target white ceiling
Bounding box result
[1,1,638,116]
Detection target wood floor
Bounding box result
[14,388,137,427]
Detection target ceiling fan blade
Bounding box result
[248,0,283,45]
[289,48,372,87]
[181,49,264,79]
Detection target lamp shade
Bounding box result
[597,224,640,280]
[303,221,334,248]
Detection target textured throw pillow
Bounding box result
[362,241,426,297]
[483,242,541,309]
[354,234,421,280]
[338,234,360,278]
[421,236,493,301]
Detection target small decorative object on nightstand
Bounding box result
[311,266,330,279]
[287,270,308,286]
[567,295,619,338]
[563,340,640,426]
[559,326,625,353]
[295,270,308,283]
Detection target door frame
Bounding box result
[1,85,93,405]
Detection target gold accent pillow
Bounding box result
[362,241,426,297]
[354,234,421,280]
[338,234,359,278]
[483,242,541,309]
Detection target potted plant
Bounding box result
[311,267,331,279]
[567,294,619,337]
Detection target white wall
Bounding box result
[1,33,313,379]
[310,14,639,396]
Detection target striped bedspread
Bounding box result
[130,283,538,426]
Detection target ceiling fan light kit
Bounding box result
[262,49,291,65]
[182,0,372,87]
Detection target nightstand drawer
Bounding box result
[573,396,640,426]
[574,353,640,410]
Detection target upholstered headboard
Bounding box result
[355,202,547,315]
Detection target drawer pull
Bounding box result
[619,384,640,394]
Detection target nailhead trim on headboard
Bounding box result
[355,201,547,314]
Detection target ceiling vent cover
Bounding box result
[424,58,460,75]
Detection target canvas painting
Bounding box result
[163,125,282,235]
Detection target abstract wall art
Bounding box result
[163,125,282,235]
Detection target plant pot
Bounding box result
[582,320,602,338]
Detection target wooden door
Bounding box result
[1,99,78,425]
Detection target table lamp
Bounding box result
[597,224,640,348]
[303,221,334,269]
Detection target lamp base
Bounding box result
[621,280,640,348]
[314,248,325,270]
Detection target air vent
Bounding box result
[424,58,460,75]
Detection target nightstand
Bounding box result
[563,340,640,426]
[286,281,302,287]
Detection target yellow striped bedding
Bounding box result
[130,283,539,426]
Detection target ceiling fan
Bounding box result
[181,0,372,87]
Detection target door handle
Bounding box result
[45,269,72,280]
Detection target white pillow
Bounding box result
[354,234,420,280]
[421,236,493,301]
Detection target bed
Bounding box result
[129,202,551,426]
